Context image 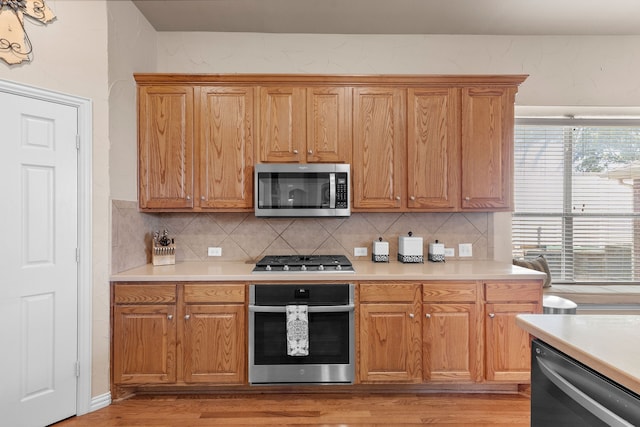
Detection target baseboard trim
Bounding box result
[90,392,111,413]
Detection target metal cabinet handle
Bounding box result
[293,149,299,154]
[200,196,205,201]
[488,313,495,318]
[465,196,470,201]
[308,150,313,155]
[186,195,191,201]
[410,196,415,201]
[167,314,173,320]
[425,313,431,319]
[184,314,190,320]
[396,196,401,201]
[409,313,415,319]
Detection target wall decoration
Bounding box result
[0,0,55,65]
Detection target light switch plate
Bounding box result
[208,247,222,257]
[459,243,472,257]
[445,247,455,257]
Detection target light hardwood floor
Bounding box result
[53,392,530,426]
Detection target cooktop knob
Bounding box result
[283,265,289,271]
[265,265,271,271]
[318,264,324,271]
[336,265,342,270]
[301,265,307,271]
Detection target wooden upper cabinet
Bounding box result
[352,87,406,210]
[138,85,194,209]
[407,88,460,211]
[258,86,351,163]
[198,86,255,209]
[306,86,351,163]
[259,86,306,162]
[461,86,517,211]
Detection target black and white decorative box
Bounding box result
[398,232,424,263]
[372,237,389,262]
[428,240,446,262]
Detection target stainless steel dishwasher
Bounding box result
[531,339,640,426]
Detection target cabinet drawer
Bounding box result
[485,281,542,303]
[422,282,477,303]
[113,283,176,304]
[359,283,419,303]
[183,283,245,303]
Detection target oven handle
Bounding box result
[249,304,354,313]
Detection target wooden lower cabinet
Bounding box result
[358,283,422,383]
[484,281,542,382]
[112,282,246,391]
[182,284,246,384]
[422,282,480,383]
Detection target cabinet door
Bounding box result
[353,87,405,210]
[112,304,177,384]
[183,304,246,384]
[407,88,460,210]
[306,86,351,163]
[359,303,422,382]
[259,87,306,162]
[461,86,516,210]
[423,303,479,382]
[138,86,194,209]
[198,86,255,209]
[485,302,538,382]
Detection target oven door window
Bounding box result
[253,311,350,365]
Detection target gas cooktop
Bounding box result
[252,254,355,273]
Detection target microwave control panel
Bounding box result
[336,174,348,208]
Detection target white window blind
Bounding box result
[513,120,640,284]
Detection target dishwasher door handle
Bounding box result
[536,356,634,427]
[249,304,354,313]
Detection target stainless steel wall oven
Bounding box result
[248,283,355,385]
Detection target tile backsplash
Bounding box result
[111,200,493,273]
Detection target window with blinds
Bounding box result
[513,120,640,284]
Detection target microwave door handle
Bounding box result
[536,356,634,427]
[249,304,354,313]
[329,173,336,208]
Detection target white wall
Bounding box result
[0,0,112,397]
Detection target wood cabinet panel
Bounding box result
[113,284,176,304]
[138,86,194,209]
[359,303,422,383]
[423,303,479,382]
[352,87,405,210]
[485,281,542,303]
[422,282,476,303]
[485,302,538,382]
[359,282,419,303]
[183,304,246,384]
[259,87,306,162]
[407,88,460,210]
[306,86,351,163]
[183,283,245,303]
[461,86,516,210]
[198,86,254,209]
[113,304,177,384]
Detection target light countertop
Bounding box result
[110,259,546,283]
[516,314,640,395]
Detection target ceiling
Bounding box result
[131,0,640,35]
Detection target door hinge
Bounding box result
[75,134,80,150]
[75,248,79,263]
[75,361,80,377]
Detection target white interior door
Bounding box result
[0,91,79,427]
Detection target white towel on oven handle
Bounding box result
[286,304,309,356]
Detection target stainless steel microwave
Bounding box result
[254,163,350,217]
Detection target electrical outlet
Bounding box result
[445,247,455,257]
[207,247,222,257]
[459,243,473,257]
[354,247,368,257]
